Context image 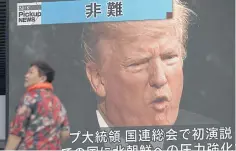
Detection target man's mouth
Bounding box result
[153,96,168,103]
[151,96,169,111]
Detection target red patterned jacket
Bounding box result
[9,83,70,150]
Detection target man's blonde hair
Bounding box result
[82,0,193,63]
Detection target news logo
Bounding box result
[17,2,42,26]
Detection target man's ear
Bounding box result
[40,75,47,83]
[86,62,106,97]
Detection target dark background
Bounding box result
[8,0,235,149]
[0,0,7,148]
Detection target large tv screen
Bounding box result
[6,0,235,150]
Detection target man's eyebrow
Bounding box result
[123,53,152,64]
[161,48,178,54]
[164,44,182,54]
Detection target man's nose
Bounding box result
[25,73,28,79]
[149,58,167,88]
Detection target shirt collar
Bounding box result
[96,110,109,128]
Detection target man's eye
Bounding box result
[129,62,144,67]
[162,54,178,60]
[126,61,149,72]
[128,58,150,67]
[162,54,180,65]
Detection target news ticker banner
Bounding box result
[17,0,173,26]
[64,125,235,151]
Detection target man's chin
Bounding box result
[24,83,28,88]
[153,113,178,126]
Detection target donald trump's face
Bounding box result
[85,0,189,127]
